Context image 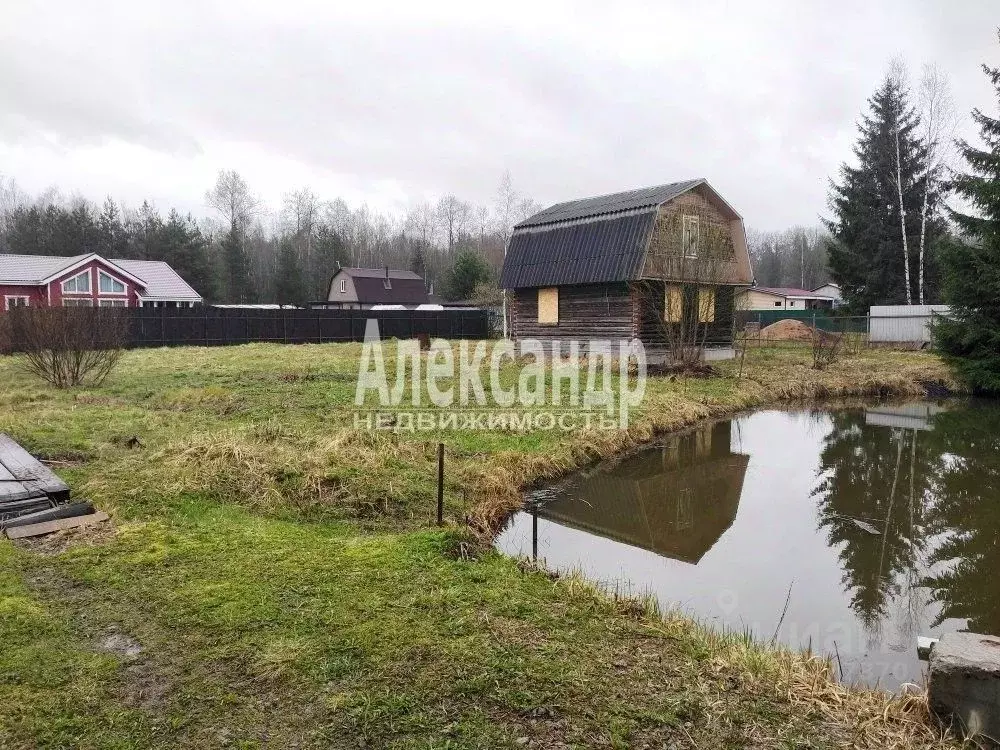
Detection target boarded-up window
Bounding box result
[698,287,716,323]
[538,287,559,324]
[664,285,683,323]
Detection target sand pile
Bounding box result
[759,319,816,341]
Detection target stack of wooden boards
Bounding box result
[0,434,107,539]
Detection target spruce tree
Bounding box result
[274,239,307,306]
[934,41,1000,392]
[444,250,491,301]
[221,221,252,303]
[159,210,218,302]
[826,74,941,311]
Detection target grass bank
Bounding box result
[0,342,964,748]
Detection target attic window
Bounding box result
[340,279,347,293]
[682,215,700,258]
[62,270,91,294]
[99,270,126,294]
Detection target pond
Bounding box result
[496,401,1000,690]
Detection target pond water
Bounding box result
[496,401,1000,689]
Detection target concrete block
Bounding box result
[929,631,1000,741]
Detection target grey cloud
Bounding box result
[1,0,998,228]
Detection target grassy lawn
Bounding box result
[0,342,964,748]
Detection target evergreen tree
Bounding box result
[443,249,491,301]
[312,224,348,299]
[825,74,943,311]
[159,210,218,302]
[273,239,307,306]
[934,40,1000,392]
[221,221,252,303]
[6,206,44,255]
[97,197,129,259]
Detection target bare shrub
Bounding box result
[6,306,129,387]
[811,328,843,370]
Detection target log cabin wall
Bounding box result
[633,280,736,348]
[511,282,635,344]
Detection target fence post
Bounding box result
[437,443,445,526]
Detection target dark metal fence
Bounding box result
[124,307,490,348]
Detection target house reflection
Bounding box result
[530,421,749,564]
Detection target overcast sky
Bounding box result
[1,0,997,231]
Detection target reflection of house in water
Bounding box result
[534,421,749,564]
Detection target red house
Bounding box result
[0,253,203,311]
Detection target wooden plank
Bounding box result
[0,497,54,519]
[2,502,95,530]
[0,462,42,504]
[5,511,109,540]
[0,434,70,502]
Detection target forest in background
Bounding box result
[0,171,825,305]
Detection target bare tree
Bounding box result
[436,195,470,254]
[640,206,737,367]
[205,169,259,232]
[495,172,520,339]
[406,202,438,250]
[7,307,129,388]
[0,175,27,245]
[472,204,492,251]
[889,60,913,305]
[282,187,320,276]
[516,197,543,223]
[916,64,957,304]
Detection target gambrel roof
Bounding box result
[500,179,752,289]
[330,267,429,305]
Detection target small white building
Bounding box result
[738,284,842,311]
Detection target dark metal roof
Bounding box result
[500,210,656,289]
[340,267,423,280]
[516,179,704,228]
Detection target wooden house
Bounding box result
[0,253,202,310]
[500,180,754,357]
[534,421,748,564]
[315,267,429,310]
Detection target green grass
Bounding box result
[0,343,962,748]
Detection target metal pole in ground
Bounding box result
[437,443,445,526]
[532,505,538,562]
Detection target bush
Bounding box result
[6,307,129,388]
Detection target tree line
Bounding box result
[0,165,836,307]
[0,172,541,306]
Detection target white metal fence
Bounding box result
[869,305,950,344]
